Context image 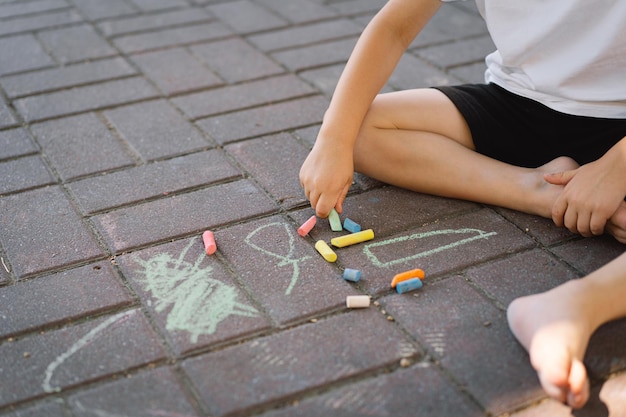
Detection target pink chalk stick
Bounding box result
[297,215,317,236]
[202,230,217,255]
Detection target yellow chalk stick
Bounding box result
[315,240,337,262]
[330,229,374,248]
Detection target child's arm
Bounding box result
[299,0,442,218]
[546,136,626,237]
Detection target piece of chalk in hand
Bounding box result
[343,218,361,233]
[390,268,425,288]
[396,278,423,294]
[346,295,370,308]
[202,230,217,255]
[315,240,337,262]
[343,268,362,282]
[331,229,374,248]
[298,215,316,236]
[328,209,343,232]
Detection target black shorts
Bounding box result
[433,83,626,167]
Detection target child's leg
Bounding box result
[507,251,626,408]
[353,88,577,218]
[352,88,626,241]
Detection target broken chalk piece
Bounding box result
[331,229,375,248]
[315,240,337,262]
[343,218,361,233]
[346,295,370,308]
[390,268,425,288]
[343,268,362,282]
[202,230,217,255]
[297,215,317,237]
[328,209,343,232]
[396,277,423,294]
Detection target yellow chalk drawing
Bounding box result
[363,228,497,268]
[244,221,312,295]
[135,238,258,343]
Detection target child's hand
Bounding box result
[299,141,354,218]
[546,155,626,237]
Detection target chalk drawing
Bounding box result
[363,228,497,268]
[134,238,258,343]
[244,221,312,295]
[43,311,133,393]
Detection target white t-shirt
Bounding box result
[441,0,626,118]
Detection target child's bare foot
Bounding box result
[522,156,580,218]
[507,279,599,409]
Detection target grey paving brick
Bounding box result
[30,113,136,180]
[14,77,159,122]
[248,18,361,52]
[196,95,328,144]
[215,216,359,325]
[172,74,313,120]
[272,37,357,71]
[103,99,210,161]
[381,276,543,415]
[0,155,55,195]
[416,34,496,69]
[71,0,137,21]
[207,0,287,34]
[182,309,418,417]
[68,150,240,214]
[410,3,488,49]
[92,179,278,252]
[331,208,535,295]
[0,9,82,37]
[1,57,137,99]
[494,207,575,246]
[256,0,337,24]
[299,63,344,97]
[113,22,231,54]
[226,133,308,209]
[98,7,212,37]
[0,261,132,338]
[0,399,66,417]
[68,367,199,417]
[0,309,166,408]
[0,0,69,19]
[190,37,284,83]
[0,186,103,278]
[467,249,578,307]
[327,0,385,16]
[449,61,489,84]
[584,319,626,379]
[0,99,17,128]
[0,34,54,76]
[38,24,117,64]
[388,52,462,90]
[550,237,625,275]
[131,0,190,12]
[130,47,223,96]
[259,363,483,417]
[117,237,272,355]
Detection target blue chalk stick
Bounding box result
[343,268,362,282]
[343,218,361,233]
[396,278,423,294]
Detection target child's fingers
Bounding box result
[544,169,576,185]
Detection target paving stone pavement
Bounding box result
[0,1,625,416]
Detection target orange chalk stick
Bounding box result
[390,268,424,288]
[297,215,317,236]
[202,230,217,255]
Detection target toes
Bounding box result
[566,359,590,409]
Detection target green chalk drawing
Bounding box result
[363,228,497,268]
[43,311,133,393]
[135,238,258,343]
[244,221,312,295]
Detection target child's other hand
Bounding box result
[299,141,353,218]
[546,155,626,237]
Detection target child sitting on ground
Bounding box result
[299,0,626,409]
